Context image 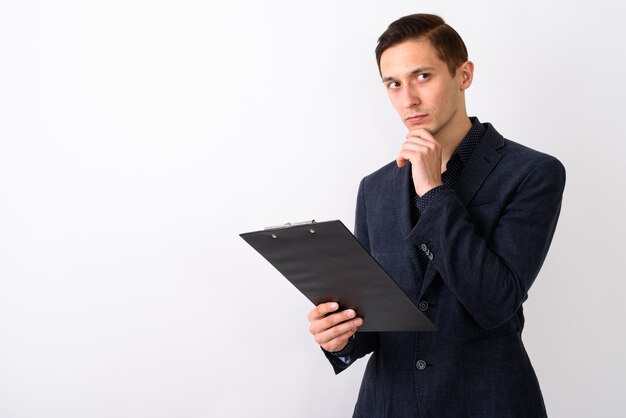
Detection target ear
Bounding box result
[458,60,474,91]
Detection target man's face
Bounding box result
[379,39,471,137]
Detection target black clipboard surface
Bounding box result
[240,220,436,332]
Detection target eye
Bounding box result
[387,81,400,89]
[417,73,430,81]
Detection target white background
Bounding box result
[1,1,625,417]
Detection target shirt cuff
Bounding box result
[415,185,447,213]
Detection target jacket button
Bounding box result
[428,252,434,261]
[420,243,428,252]
[418,301,429,311]
[416,360,427,371]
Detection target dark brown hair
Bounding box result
[375,14,468,77]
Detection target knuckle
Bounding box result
[324,325,338,341]
[326,327,338,340]
[324,314,338,329]
[333,324,347,339]
[326,343,337,353]
[311,306,322,318]
[336,312,349,326]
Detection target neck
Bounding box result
[435,114,472,170]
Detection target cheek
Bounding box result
[419,85,442,108]
[429,87,454,114]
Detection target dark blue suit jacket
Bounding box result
[324,123,566,418]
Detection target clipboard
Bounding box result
[240,220,436,332]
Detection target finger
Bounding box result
[316,317,362,346]
[401,142,440,160]
[310,308,358,335]
[315,317,363,346]
[321,328,359,352]
[396,151,414,167]
[405,133,430,143]
[397,149,427,166]
[397,138,438,168]
[407,128,435,141]
[405,139,437,153]
[410,134,436,144]
[308,302,339,321]
[400,141,431,153]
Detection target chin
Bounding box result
[406,122,434,133]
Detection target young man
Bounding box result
[307,14,565,417]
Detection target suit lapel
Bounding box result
[454,125,503,207]
[418,124,505,297]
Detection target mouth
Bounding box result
[405,114,428,125]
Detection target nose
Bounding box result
[400,85,420,109]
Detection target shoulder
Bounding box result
[360,160,398,187]
[355,160,405,205]
[485,123,566,180]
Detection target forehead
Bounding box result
[379,39,445,78]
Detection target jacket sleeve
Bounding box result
[323,178,379,374]
[409,157,566,329]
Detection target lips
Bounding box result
[406,114,428,124]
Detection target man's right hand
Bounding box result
[308,302,363,352]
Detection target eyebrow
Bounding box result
[381,66,436,83]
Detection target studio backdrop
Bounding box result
[1,1,624,417]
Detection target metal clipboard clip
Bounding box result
[264,220,317,238]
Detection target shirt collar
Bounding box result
[451,116,485,165]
